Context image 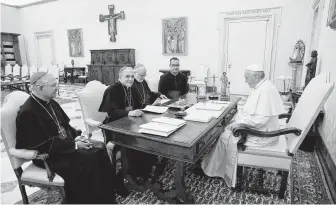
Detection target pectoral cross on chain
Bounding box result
[99,5,125,42]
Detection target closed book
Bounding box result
[139,122,179,133]
[184,112,213,123]
[152,117,186,127]
[194,102,226,111]
[138,128,174,137]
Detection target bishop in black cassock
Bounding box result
[16,72,125,204]
[99,67,158,183]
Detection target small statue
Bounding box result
[289,40,305,63]
[220,72,230,101]
[71,59,74,67]
[304,50,318,88]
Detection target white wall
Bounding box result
[1,4,21,34]
[18,0,311,89]
[316,0,336,164]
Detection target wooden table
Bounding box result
[64,67,85,83]
[100,94,241,203]
[1,80,30,93]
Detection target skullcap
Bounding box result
[30,71,48,85]
[246,64,264,72]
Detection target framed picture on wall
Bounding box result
[327,0,336,29]
[162,17,187,55]
[67,28,84,57]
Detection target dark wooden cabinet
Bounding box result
[88,49,135,85]
[1,32,22,73]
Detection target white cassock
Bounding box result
[201,78,285,187]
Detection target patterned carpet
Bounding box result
[15,149,333,204]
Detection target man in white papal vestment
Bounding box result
[201,64,286,188]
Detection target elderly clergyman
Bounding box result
[200,64,285,187]
[99,66,158,184]
[16,72,127,203]
[133,63,167,107]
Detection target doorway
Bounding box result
[219,8,281,95]
[34,31,56,71]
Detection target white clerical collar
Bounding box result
[253,78,266,90]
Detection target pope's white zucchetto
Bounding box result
[246,64,264,72]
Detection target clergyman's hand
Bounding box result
[76,141,93,149]
[128,109,143,117]
[159,94,168,99]
[36,153,49,160]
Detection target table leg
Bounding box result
[71,70,74,84]
[120,147,161,193]
[159,161,194,204]
[64,71,68,83]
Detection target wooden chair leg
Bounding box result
[59,187,66,204]
[279,171,289,199]
[19,184,29,204]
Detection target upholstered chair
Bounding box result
[21,64,30,80]
[146,72,163,92]
[76,80,117,161]
[233,72,334,201]
[1,91,65,204]
[12,64,21,80]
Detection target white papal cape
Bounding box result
[201,78,285,187]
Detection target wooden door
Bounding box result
[225,20,268,95]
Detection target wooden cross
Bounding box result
[210,74,218,86]
[99,5,125,42]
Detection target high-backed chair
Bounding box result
[76,80,108,141]
[1,91,65,204]
[12,64,21,80]
[21,64,30,80]
[233,72,334,200]
[146,72,163,93]
[3,64,13,81]
[76,81,117,161]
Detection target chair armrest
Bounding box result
[233,126,301,151]
[9,148,38,160]
[42,159,55,182]
[233,126,302,138]
[84,118,102,127]
[279,113,292,120]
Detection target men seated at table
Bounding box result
[200,64,285,187]
[16,72,127,204]
[99,66,158,183]
[133,63,167,107]
[158,57,189,100]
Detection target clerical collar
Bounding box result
[169,71,179,76]
[31,94,51,105]
[253,78,266,90]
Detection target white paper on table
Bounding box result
[142,105,168,113]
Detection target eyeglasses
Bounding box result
[171,64,180,67]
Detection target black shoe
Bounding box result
[193,165,206,176]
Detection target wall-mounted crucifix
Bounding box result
[99,5,125,42]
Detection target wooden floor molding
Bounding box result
[316,134,336,203]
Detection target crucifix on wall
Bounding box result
[99,5,125,42]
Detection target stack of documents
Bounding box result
[142,105,168,114]
[184,101,231,122]
[139,117,186,137]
